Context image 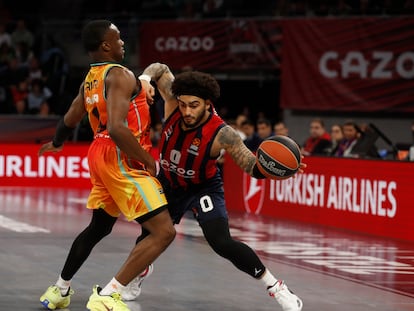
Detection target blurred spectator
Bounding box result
[327,123,344,155]
[26,78,52,116]
[0,41,15,69]
[0,22,11,48]
[256,117,274,140]
[1,56,28,87]
[28,56,45,82]
[302,118,331,156]
[235,113,248,140]
[333,120,360,157]
[241,119,262,151]
[351,123,381,159]
[14,41,34,67]
[273,121,289,136]
[10,78,29,114]
[11,19,34,50]
[202,0,225,18]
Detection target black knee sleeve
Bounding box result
[201,218,265,278]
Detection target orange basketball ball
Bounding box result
[256,135,301,179]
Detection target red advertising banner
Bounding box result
[0,143,160,189]
[139,20,282,71]
[281,18,414,112]
[223,154,414,242]
[0,143,91,189]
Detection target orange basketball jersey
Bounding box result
[83,62,151,152]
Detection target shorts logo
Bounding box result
[242,172,265,215]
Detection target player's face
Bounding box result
[104,24,125,62]
[177,95,210,129]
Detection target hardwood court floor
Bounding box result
[0,186,413,311]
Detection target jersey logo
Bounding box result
[187,138,201,156]
[164,126,173,141]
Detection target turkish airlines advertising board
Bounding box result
[223,154,414,242]
[281,18,414,112]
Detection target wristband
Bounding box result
[138,74,151,83]
[52,118,75,147]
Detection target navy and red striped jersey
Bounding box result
[159,107,226,189]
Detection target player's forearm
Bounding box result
[156,71,175,102]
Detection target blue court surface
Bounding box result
[0,187,413,311]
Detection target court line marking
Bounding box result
[0,214,50,233]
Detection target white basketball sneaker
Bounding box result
[122,264,154,301]
[268,280,303,311]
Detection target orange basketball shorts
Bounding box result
[86,138,167,221]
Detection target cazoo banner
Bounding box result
[280,18,414,112]
[223,154,414,242]
[138,19,282,71]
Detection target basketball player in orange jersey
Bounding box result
[130,63,306,311]
[38,20,175,311]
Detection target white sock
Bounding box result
[56,276,71,295]
[100,277,125,296]
[260,269,278,289]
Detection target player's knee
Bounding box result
[158,225,176,248]
[209,236,233,257]
[88,222,113,238]
[166,225,176,243]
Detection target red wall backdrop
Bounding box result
[223,154,414,242]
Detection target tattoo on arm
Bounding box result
[157,72,174,101]
[218,126,256,174]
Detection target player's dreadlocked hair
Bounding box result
[172,71,220,103]
[81,19,112,52]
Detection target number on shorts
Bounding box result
[200,195,214,213]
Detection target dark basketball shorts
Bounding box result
[163,177,228,225]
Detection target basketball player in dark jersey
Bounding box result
[129,63,305,311]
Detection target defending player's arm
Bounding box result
[141,62,176,119]
[38,83,86,156]
[106,67,156,176]
[214,125,265,179]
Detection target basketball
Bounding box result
[256,135,301,179]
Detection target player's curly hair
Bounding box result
[81,19,112,52]
[172,71,220,103]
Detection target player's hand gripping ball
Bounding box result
[256,135,301,180]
